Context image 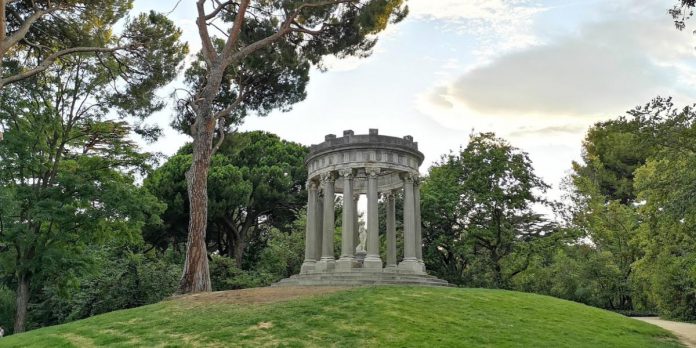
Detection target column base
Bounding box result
[363,255,383,270]
[300,260,316,274]
[315,258,335,272]
[335,257,356,272]
[398,258,424,274]
[418,260,426,273]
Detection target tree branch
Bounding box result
[1,5,58,56]
[196,0,218,65]
[291,20,324,35]
[211,117,226,155]
[220,0,249,61]
[0,0,6,44]
[0,45,126,88]
[205,0,237,20]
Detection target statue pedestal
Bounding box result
[354,250,366,267]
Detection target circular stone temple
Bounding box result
[275,129,449,287]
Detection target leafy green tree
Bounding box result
[145,131,308,268]
[572,118,654,204]
[176,0,408,293]
[421,133,555,288]
[0,11,185,332]
[562,97,696,317]
[630,98,696,320]
[0,1,180,88]
[565,110,661,312]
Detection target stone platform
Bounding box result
[273,270,451,287]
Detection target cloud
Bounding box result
[419,14,696,127]
[408,0,547,52]
[507,125,588,138]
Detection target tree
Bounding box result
[629,98,696,320]
[176,0,408,293]
[566,97,696,314]
[0,11,186,332]
[0,0,177,88]
[420,133,555,288]
[571,118,654,204]
[144,131,308,268]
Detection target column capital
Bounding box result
[320,171,336,183]
[307,180,319,191]
[339,168,355,179]
[365,167,381,177]
[400,172,417,183]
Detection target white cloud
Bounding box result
[408,0,547,52]
[417,13,696,138]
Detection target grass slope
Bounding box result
[0,286,682,347]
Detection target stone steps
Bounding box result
[272,272,452,287]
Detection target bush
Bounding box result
[209,255,275,290]
[33,247,182,325]
[0,285,15,334]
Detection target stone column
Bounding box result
[300,180,318,273]
[352,193,360,252]
[315,172,336,272]
[399,173,421,273]
[364,167,383,270]
[414,178,425,273]
[385,190,397,269]
[336,169,355,271]
[315,192,324,261]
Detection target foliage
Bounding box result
[209,213,306,291]
[29,246,182,328]
[0,2,187,88]
[0,285,15,333]
[670,0,696,31]
[421,132,556,288]
[633,150,696,319]
[534,97,696,319]
[209,255,274,291]
[0,287,681,347]
[572,118,653,204]
[0,9,185,332]
[144,131,308,268]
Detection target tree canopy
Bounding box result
[0,9,186,332]
[145,131,308,268]
[420,133,556,288]
[0,1,185,88]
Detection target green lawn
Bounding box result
[0,286,682,347]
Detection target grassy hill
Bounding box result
[0,286,682,347]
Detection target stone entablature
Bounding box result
[300,129,426,275]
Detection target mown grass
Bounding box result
[0,286,683,347]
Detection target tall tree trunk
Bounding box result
[178,114,216,293]
[227,230,234,258]
[13,272,30,333]
[233,231,245,268]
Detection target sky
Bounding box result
[132,0,696,200]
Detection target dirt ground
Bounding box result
[634,317,696,348]
[171,286,349,306]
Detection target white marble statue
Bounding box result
[356,223,367,253]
